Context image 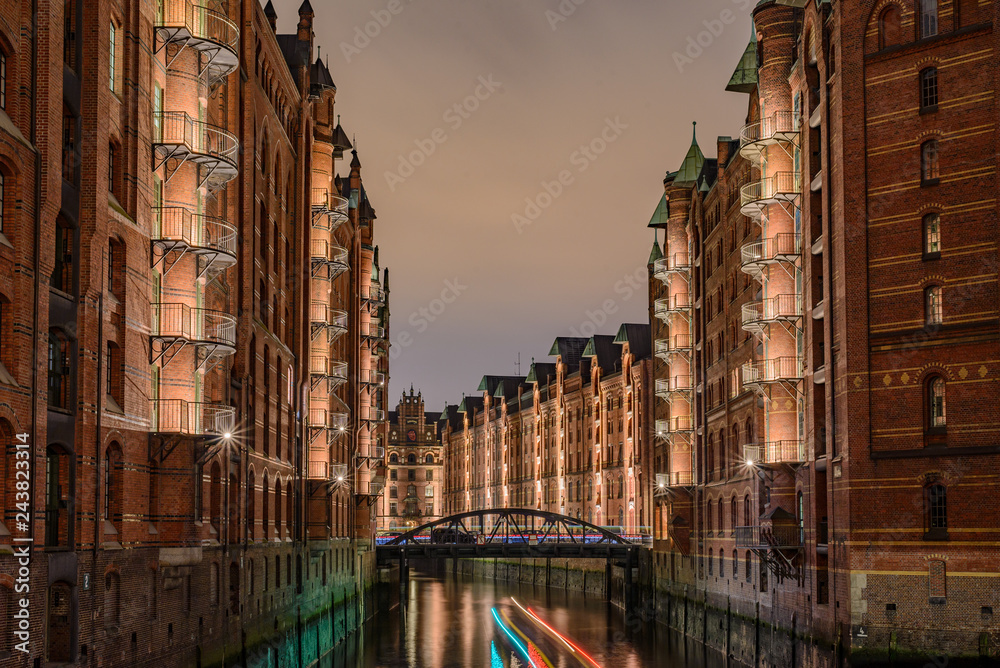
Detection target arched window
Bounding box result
[105,341,122,408]
[389,453,398,463]
[407,453,416,464]
[926,376,946,431]
[919,68,938,111]
[879,6,903,49]
[229,473,239,543]
[285,479,293,533]
[425,454,434,463]
[923,213,941,256]
[925,483,947,539]
[46,582,73,662]
[209,461,221,530]
[745,551,752,582]
[262,472,270,538]
[730,497,737,535]
[104,443,122,534]
[274,478,282,537]
[925,286,943,325]
[48,329,71,409]
[921,139,939,184]
[707,434,715,477]
[247,469,255,540]
[708,547,714,575]
[587,477,593,501]
[918,0,938,38]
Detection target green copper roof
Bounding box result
[613,324,630,345]
[648,239,663,264]
[726,31,758,94]
[582,338,596,357]
[647,193,669,229]
[674,123,704,184]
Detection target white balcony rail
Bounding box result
[740,172,801,214]
[152,111,239,166]
[742,294,803,330]
[309,302,348,332]
[743,440,805,466]
[654,335,692,359]
[150,399,235,436]
[151,207,238,257]
[739,111,799,154]
[152,303,236,348]
[741,357,804,387]
[654,294,691,321]
[740,233,801,274]
[653,253,691,282]
[310,356,348,382]
[155,0,239,50]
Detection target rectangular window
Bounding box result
[924,213,940,256]
[920,69,938,110]
[108,143,116,194]
[425,487,434,498]
[109,22,117,91]
[926,287,943,325]
[919,0,938,38]
[0,52,7,110]
[389,503,397,516]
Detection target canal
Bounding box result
[326,570,726,667]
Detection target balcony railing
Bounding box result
[152,111,239,180]
[654,335,692,360]
[741,294,803,332]
[152,303,236,349]
[309,302,348,335]
[743,440,805,466]
[739,111,800,160]
[656,471,693,488]
[308,460,329,480]
[654,294,691,322]
[308,407,349,432]
[735,524,803,550]
[742,357,804,392]
[154,1,239,82]
[361,321,385,340]
[360,369,385,386]
[362,406,386,423]
[655,376,693,401]
[653,253,691,283]
[310,240,350,278]
[740,233,801,277]
[655,416,693,437]
[740,172,801,216]
[150,399,235,436]
[151,207,238,264]
[310,356,348,383]
[362,284,385,305]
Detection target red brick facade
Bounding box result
[0,0,390,664]
[649,0,1000,660]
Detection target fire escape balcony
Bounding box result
[741,294,803,335]
[743,440,805,467]
[655,416,693,439]
[739,111,800,163]
[362,284,385,308]
[310,240,350,279]
[361,406,386,423]
[653,253,691,284]
[151,207,238,277]
[150,303,236,370]
[309,355,348,390]
[735,524,803,550]
[309,302,348,342]
[654,334,692,362]
[152,111,239,190]
[655,471,694,490]
[360,369,386,387]
[654,294,691,323]
[150,399,235,437]
[740,233,801,279]
[308,407,350,432]
[361,321,385,340]
[311,188,350,230]
[741,357,804,394]
[739,172,801,218]
[655,376,693,402]
[153,0,239,83]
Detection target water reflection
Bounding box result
[335,571,725,668]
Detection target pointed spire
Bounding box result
[263,1,277,31]
[674,121,705,184]
[298,0,314,16]
[648,236,663,265]
[350,148,361,170]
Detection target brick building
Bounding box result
[378,387,444,531]
[442,326,654,535]
[0,0,390,664]
[649,0,999,660]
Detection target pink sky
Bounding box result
[273,0,753,407]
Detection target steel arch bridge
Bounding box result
[376,508,637,563]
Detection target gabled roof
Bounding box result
[647,193,670,229]
[423,411,441,426]
[674,123,705,185]
[548,337,589,373]
[457,395,483,414]
[476,375,523,397]
[582,335,619,371]
[697,158,719,193]
[726,31,759,94]
[614,323,652,361]
[311,57,336,90]
[525,362,557,385]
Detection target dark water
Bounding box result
[330,571,726,668]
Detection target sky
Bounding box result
[273,0,754,409]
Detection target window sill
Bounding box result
[0,231,12,249]
[105,394,124,414]
[921,179,940,188]
[922,251,941,261]
[923,530,949,541]
[0,360,18,388]
[919,105,938,116]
